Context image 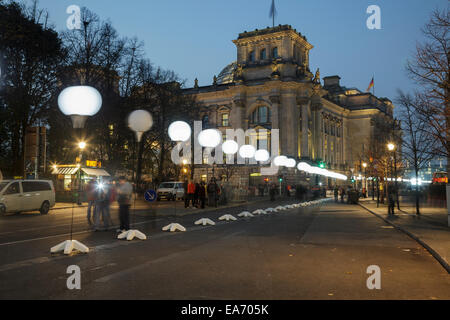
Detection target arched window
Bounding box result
[260,49,266,60]
[249,51,255,62]
[202,115,209,128]
[272,47,278,59]
[251,106,271,124]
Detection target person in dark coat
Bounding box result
[207,178,218,207]
[198,181,206,209]
[270,183,277,201]
[194,182,200,208]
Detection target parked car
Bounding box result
[156,182,184,201]
[0,180,55,215]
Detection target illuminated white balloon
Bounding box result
[297,162,312,172]
[255,149,270,162]
[198,129,222,148]
[239,145,256,158]
[128,110,153,142]
[58,86,102,128]
[274,156,288,167]
[222,140,239,155]
[168,121,191,142]
[285,158,296,168]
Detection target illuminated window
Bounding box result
[221,113,229,127]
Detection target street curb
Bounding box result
[359,203,450,274]
[51,205,87,211]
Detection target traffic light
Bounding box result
[318,161,326,169]
[351,177,356,183]
[278,175,284,182]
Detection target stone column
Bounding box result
[232,99,245,129]
[269,95,280,130]
[280,91,298,157]
[311,99,323,161]
[297,97,310,159]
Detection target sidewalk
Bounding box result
[359,198,450,273]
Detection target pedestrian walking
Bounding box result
[334,186,339,203]
[117,176,133,232]
[101,181,115,230]
[185,180,196,208]
[194,182,200,208]
[198,181,206,209]
[86,179,97,225]
[340,187,346,203]
[207,178,218,207]
[93,181,106,231]
[388,185,396,215]
[270,183,277,201]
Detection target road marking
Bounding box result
[0,220,238,273]
[0,219,163,247]
[94,231,244,283]
[94,252,184,283]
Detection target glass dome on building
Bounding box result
[216,61,237,85]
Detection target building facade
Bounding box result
[184,25,395,190]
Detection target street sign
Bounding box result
[144,189,157,203]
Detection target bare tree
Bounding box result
[406,8,450,171]
[397,91,437,215]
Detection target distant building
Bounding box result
[184,25,395,188]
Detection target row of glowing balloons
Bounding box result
[169,121,347,180]
[57,86,347,180]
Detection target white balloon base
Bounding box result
[50,240,90,255]
[117,229,147,241]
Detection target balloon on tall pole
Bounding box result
[51,85,102,255]
[117,110,153,241]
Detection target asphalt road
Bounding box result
[0,199,449,300]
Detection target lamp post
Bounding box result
[387,143,399,210]
[362,162,368,198]
[77,141,86,205]
[118,110,153,241]
[51,85,102,255]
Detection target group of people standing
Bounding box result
[184,178,220,209]
[86,176,133,232]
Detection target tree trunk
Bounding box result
[415,169,420,216]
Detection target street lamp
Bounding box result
[387,142,399,210]
[387,143,395,152]
[362,162,368,197]
[51,85,102,255]
[119,109,154,241]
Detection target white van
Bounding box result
[0,180,55,215]
[157,181,185,201]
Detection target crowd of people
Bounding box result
[183,178,220,209]
[85,176,133,232]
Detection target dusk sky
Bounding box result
[29,0,447,106]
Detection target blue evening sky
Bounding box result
[28,0,447,103]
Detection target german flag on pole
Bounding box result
[366,77,374,93]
